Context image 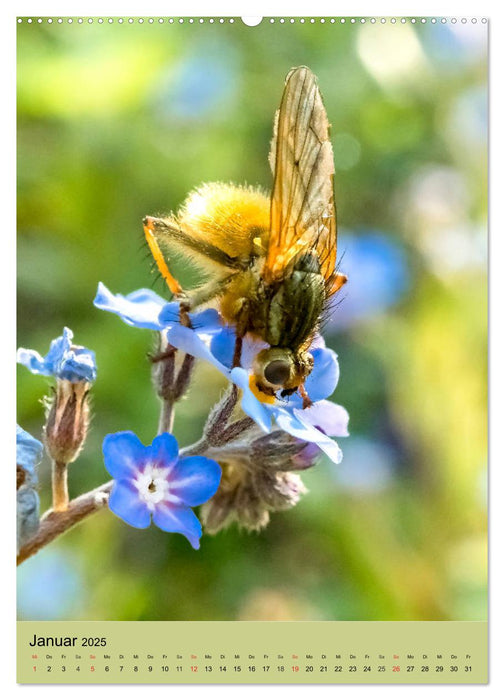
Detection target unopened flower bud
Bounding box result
[256,471,308,510]
[45,380,90,464]
[201,456,308,535]
[251,431,321,471]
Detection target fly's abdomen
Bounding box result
[264,269,325,349]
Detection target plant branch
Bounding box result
[17,480,114,566]
[52,460,69,512]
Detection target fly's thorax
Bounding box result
[252,346,314,397]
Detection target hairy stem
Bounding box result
[17,480,114,566]
[173,353,196,400]
[204,385,238,442]
[158,399,175,434]
[51,460,69,512]
[181,437,210,457]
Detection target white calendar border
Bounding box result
[3,0,500,697]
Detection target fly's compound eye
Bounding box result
[263,359,291,387]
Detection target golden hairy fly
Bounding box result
[143,66,347,406]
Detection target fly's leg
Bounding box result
[178,274,240,331]
[143,216,184,296]
[298,383,313,410]
[327,271,348,296]
[231,300,250,368]
[143,215,237,326]
[143,216,191,327]
[232,336,243,368]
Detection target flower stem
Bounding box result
[158,399,175,434]
[181,437,210,457]
[173,353,195,400]
[17,480,114,566]
[204,385,238,441]
[52,460,69,512]
[181,386,255,457]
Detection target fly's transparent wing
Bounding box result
[265,66,337,284]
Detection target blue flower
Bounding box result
[16,425,43,552]
[167,325,349,464]
[17,328,97,383]
[93,282,222,336]
[103,431,222,549]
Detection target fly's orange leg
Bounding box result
[143,216,184,296]
[328,272,348,296]
[143,216,191,326]
[298,383,313,410]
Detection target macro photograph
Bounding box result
[16,16,487,624]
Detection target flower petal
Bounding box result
[17,487,40,552]
[169,456,222,506]
[152,504,202,549]
[159,304,223,334]
[58,345,97,383]
[274,407,343,464]
[109,480,151,528]
[189,308,224,333]
[304,348,340,403]
[209,327,236,369]
[300,400,350,437]
[16,328,72,376]
[230,367,272,433]
[94,282,165,330]
[240,335,269,370]
[102,431,148,479]
[16,425,43,477]
[16,347,50,375]
[168,325,231,374]
[45,327,73,372]
[150,433,180,469]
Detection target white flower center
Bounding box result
[133,463,170,509]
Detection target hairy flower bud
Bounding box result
[44,380,90,464]
[255,470,308,510]
[251,431,321,471]
[201,455,308,535]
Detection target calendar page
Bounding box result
[16,14,488,685]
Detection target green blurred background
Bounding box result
[17,18,487,622]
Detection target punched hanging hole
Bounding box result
[241,16,263,26]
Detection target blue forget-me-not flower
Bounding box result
[103,431,221,549]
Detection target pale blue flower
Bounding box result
[16,425,43,552]
[94,282,222,335]
[16,425,43,484]
[17,328,97,383]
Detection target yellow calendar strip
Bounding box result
[17,620,487,684]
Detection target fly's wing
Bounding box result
[265,66,337,286]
